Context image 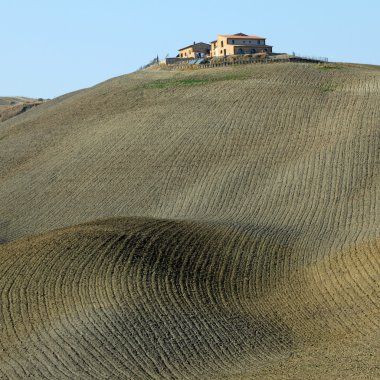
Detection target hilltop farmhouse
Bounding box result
[210,33,272,57]
[178,33,272,59]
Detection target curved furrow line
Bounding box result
[53,238,124,377]
[114,221,191,378]
[21,241,84,379]
[0,63,379,378]
[36,237,116,378]
[26,235,129,378]
[0,239,60,372]
[145,222,236,377]
[74,237,146,377]
[103,238,167,379]
[0,242,73,378]
[127,223,200,378]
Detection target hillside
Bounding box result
[0,96,45,122]
[0,96,35,108]
[0,62,379,379]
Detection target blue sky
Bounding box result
[1,0,379,98]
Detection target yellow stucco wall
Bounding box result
[179,44,211,58]
[211,35,271,57]
[179,48,196,58]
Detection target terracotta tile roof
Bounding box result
[178,42,211,51]
[233,44,273,48]
[220,35,265,40]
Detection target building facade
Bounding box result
[210,33,272,57]
[178,42,211,58]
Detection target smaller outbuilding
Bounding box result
[178,42,211,58]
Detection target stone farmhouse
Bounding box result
[178,42,211,58]
[177,33,272,59]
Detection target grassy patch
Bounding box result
[316,63,343,71]
[145,78,210,89]
[218,73,250,81]
[321,83,337,93]
[145,73,249,90]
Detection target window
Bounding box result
[232,39,235,44]
[221,40,224,47]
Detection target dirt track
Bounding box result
[0,63,379,378]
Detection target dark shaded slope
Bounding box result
[0,217,379,379]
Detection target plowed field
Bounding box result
[0,63,379,379]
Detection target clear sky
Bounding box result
[1,0,379,99]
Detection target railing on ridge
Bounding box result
[161,55,329,71]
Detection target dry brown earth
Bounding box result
[0,96,45,122]
[0,63,379,378]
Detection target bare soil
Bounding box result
[0,63,379,379]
